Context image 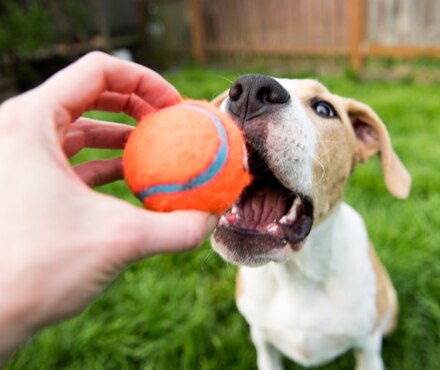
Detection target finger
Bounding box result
[85,92,155,121]
[114,207,219,261]
[74,158,123,187]
[37,51,182,125]
[64,118,133,158]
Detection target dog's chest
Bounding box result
[238,275,374,365]
[265,325,353,366]
[242,282,370,365]
[236,204,378,366]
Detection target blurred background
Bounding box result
[1,0,440,101]
[1,1,440,370]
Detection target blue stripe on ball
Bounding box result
[136,104,229,202]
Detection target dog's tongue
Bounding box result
[238,188,289,230]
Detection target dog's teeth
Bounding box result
[286,209,297,222]
[219,215,229,226]
[231,205,240,220]
[267,225,278,233]
[293,196,302,209]
[280,197,303,225]
[286,197,302,222]
[267,223,282,236]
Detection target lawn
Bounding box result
[6,66,440,370]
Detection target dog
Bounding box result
[210,75,411,370]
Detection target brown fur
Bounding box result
[368,243,399,335]
[293,80,410,224]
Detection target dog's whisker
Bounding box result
[216,75,234,84]
[312,155,326,185]
[200,250,215,271]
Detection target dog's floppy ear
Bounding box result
[211,90,229,108]
[346,98,411,199]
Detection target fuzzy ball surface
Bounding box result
[123,100,252,215]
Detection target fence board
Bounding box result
[188,0,206,63]
[367,0,440,45]
[145,0,440,68]
[349,0,364,71]
[200,0,349,55]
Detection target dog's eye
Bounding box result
[312,100,337,118]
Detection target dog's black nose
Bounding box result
[228,74,290,121]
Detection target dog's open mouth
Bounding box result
[219,184,313,246]
[216,150,314,250]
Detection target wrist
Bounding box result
[0,293,35,366]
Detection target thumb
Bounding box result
[111,204,218,263]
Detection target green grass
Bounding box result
[6,66,440,370]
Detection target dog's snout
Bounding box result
[229,74,290,121]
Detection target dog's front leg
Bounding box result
[354,330,385,370]
[250,327,284,370]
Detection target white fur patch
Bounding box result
[265,79,316,195]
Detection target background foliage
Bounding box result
[0,0,88,54]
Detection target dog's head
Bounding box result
[211,75,411,266]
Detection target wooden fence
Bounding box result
[365,0,440,61]
[145,0,440,70]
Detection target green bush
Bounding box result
[0,1,56,54]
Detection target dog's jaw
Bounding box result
[212,79,317,266]
[213,193,313,266]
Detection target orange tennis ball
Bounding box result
[123,100,252,215]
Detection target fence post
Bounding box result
[348,0,364,71]
[187,0,206,64]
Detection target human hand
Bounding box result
[0,52,217,363]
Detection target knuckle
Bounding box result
[81,50,109,65]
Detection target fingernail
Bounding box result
[206,214,219,233]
